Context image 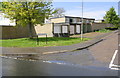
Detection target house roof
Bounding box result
[50,16,95,20]
[65,16,95,20]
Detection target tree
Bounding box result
[52,8,65,18]
[1,1,56,38]
[103,7,120,28]
[0,3,2,11]
[115,18,120,28]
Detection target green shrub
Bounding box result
[95,29,112,33]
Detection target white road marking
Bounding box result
[109,50,119,70]
[111,64,120,67]
[109,50,118,68]
[110,68,119,70]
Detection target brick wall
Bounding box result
[0,25,37,39]
[91,23,114,31]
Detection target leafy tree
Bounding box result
[115,18,120,28]
[104,7,120,28]
[0,2,5,11]
[0,3,2,11]
[1,1,56,38]
[53,8,65,18]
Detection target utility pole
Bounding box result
[81,0,83,40]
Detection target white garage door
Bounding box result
[54,25,61,33]
[76,25,80,33]
[62,26,68,33]
[70,25,74,34]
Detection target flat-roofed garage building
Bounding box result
[50,16,95,37]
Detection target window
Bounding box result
[69,19,73,23]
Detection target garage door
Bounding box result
[54,25,61,33]
[76,25,80,34]
[62,26,68,33]
[70,25,74,34]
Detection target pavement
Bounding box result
[1,30,118,55]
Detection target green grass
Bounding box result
[0,37,90,47]
[95,29,112,33]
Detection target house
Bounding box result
[51,16,95,37]
[35,16,114,37]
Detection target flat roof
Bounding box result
[50,16,95,20]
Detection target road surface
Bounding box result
[1,58,118,76]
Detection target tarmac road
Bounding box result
[88,31,118,67]
[1,57,118,76]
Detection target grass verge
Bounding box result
[0,37,90,47]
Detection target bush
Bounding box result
[95,29,112,33]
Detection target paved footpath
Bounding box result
[1,30,118,55]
